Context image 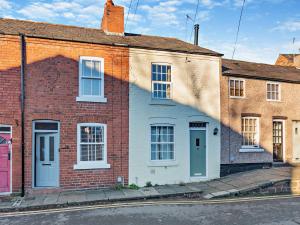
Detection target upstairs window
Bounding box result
[77,56,107,103]
[229,78,245,98]
[152,64,172,99]
[241,117,259,148]
[267,82,280,101]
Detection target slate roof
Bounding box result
[222,59,300,83]
[0,18,222,56]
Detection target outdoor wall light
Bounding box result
[213,128,219,135]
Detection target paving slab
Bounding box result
[85,190,107,201]
[122,189,144,198]
[43,193,60,205]
[139,187,160,196]
[58,191,86,204]
[104,189,126,200]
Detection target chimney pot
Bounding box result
[194,24,199,46]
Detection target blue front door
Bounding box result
[190,130,206,177]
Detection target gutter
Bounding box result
[19,34,26,197]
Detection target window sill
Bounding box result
[149,99,176,106]
[76,96,107,103]
[147,160,178,167]
[239,148,264,153]
[74,162,111,170]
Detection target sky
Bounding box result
[0,0,299,64]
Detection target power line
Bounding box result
[232,0,246,59]
[189,0,200,42]
[132,0,140,25]
[125,0,134,30]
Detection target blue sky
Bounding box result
[0,0,299,63]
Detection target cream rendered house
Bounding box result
[129,45,222,186]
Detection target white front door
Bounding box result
[36,133,59,187]
[293,121,300,162]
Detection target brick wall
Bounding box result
[0,35,22,193]
[1,34,129,193]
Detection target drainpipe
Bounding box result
[20,34,26,197]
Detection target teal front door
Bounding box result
[190,130,206,177]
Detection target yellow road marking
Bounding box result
[0,194,299,218]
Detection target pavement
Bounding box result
[0,167,292,212]
[1,195,300,225]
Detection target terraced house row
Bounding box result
[0,0,300,196]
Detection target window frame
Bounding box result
[241,117,260,149]
[151,63,173,100]
[76,56,107,103]
[266,82,281,102]
[74,123,110,170]
[229,77,245,98]
[150,124,176,162]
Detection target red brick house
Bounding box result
[0,0,131,195]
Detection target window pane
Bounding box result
[91,79,101,96]
[96,144,104,161]
[80,144,89,161]
[49,136,54,162]
[40,136,45,162]
[82,78,92,95]
[0,127,11,132]
[82,60,92,77]
[35,122,58,131]
[92,61,101,78]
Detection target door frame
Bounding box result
[32,120,60,188]
[292,120,300,163]
[0,125,12,195]
[273,119,286,163]
[189,125,208,179]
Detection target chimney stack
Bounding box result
[101,0,124,35]
[194,24,199,46]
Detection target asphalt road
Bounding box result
[1,196,300,225]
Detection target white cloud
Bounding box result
[0,0,11,10]
[16,1,102,27]
[273,19,300,32]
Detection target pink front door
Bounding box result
[0,133,10,193]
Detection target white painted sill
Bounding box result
[147,160,178,167]
[74,162,111,170]
[76,96,107,103]
[239,148,264,153]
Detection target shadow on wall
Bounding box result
[0,54,299,193]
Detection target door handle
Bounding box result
[8,152,11,160]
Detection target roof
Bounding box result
[222,59,300,83]
[0,18,222,57]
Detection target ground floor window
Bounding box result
[151,125,174,160]
[75,123,110,169]
[241,117,259,147]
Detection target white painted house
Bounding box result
[129,47,222,186]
